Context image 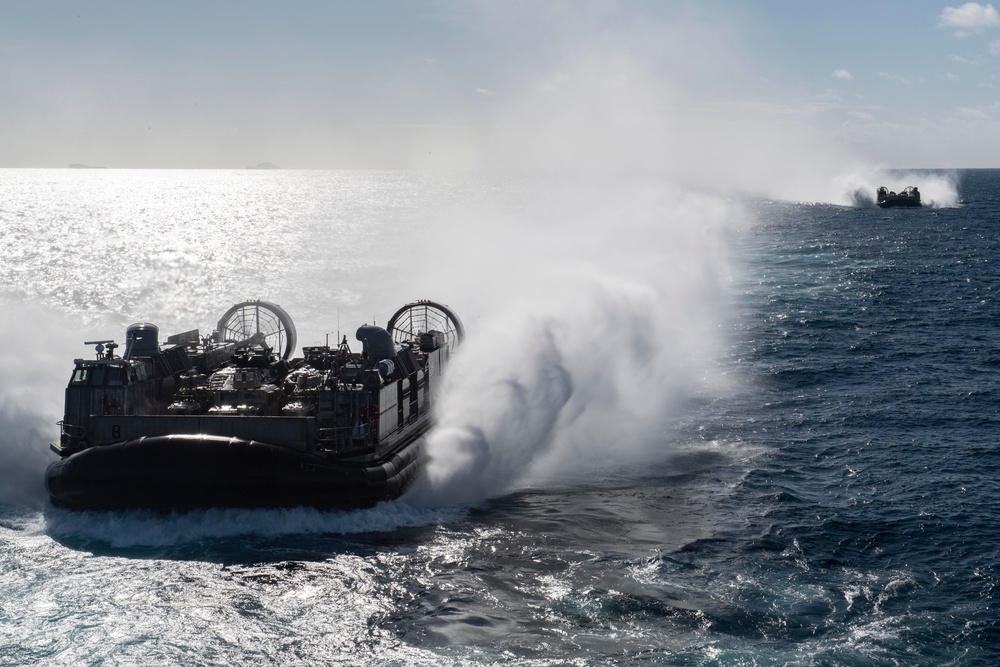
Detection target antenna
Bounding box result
[84,339,116,360]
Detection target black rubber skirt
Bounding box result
[44,434,424,512]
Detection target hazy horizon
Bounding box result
[5,1,1000,182]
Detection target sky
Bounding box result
[3,0,1000,172]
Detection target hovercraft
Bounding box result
[876,185,921,208]
[45,300,463,512]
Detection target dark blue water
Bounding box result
[1,169,998,665]
[702,170,1000,663]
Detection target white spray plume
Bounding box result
[407,180,746,506]
[437,6,956,207]
[478,45,962,207]
[0,302,81,508]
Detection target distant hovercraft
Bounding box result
[45,300,463,512]
[877,186,922,208]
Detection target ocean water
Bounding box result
[0,168,997,665]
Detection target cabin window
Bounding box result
[71,368,89,385]
[89,366,105,386]
[106,367,126,386]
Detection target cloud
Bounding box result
[938,2,1000,35]
[990,39,1000,53]
[957,106,990,118]
[877,71,920,85]
[832,69,853,80]
[474,87,495,97]
[955,100,1000,117]
[538,71,570,92]
[816,88,845,102]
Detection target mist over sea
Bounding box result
[1,168,997,665]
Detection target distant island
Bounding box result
[247,162,280,170]
[68,164,107,169]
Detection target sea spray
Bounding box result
[0,302,84,508]
[407,180,748,505]
[0,405,53,509]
